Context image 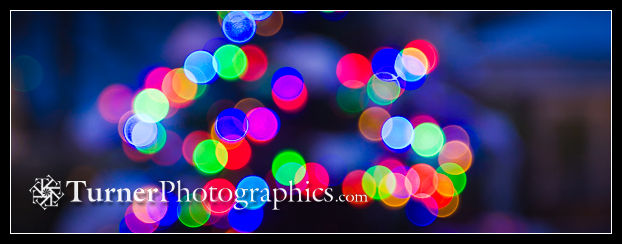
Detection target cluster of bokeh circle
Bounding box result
[338,37,473,227]
[95,11,475,232]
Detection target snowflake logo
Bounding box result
[29,175,64,210]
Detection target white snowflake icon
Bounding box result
[29,175,64,210]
